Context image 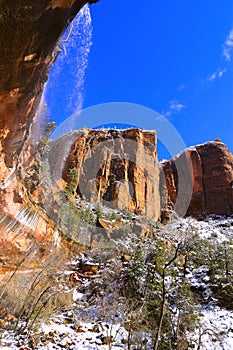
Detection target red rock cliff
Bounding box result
[160,141,233,219]
[0,0,92,271]
[0,0,91,173]
[48,128,161,220]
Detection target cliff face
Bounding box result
[160,141,233,219]
[0,1,90,269]
[0,0,89,172]
[49,128,161,220]
[49,133,233,222]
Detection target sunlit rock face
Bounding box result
[49,129,161,220]
[0,0,89,268]
[47,134,233,222]
[160,141,233,219]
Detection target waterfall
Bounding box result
[44,4,93,128]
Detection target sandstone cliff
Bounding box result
[0,0,90,175]
[48,128,161,221]
[160,141,233,219]
[49,132,233,221]
[0,1,92,270]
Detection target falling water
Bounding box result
[44,4,93,127]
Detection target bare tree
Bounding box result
[153,243,181,350]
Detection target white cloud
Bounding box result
[222,28,233,61]
[163,99,186,118]
[208,72,217,81]
[169,99,186,112]
[207,69,227,82]
[218,69,226,78]
[223,48,231,61]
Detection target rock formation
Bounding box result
[0,0,90,175]
[49,131,233,221]
[48,128,161,220]
[0,1,92,270]
[0,0,232,275]
[160,141,233,219]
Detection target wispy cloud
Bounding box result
[207,68,227,82]
[222,28,233,61]
[177,84,186,92]
[169,99,186,111]
[163,99,186,117]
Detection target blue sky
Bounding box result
[45,0,233,158]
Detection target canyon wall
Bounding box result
[49,132,233,221]
[160,141,233,220]
[0,1,91,268]
[48,128,161,220]
[0,0,90,175]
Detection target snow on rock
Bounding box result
[73,290,87,301]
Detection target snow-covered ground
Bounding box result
[161,215,233,242]
[0,215,233,349]
[1,306,232,350]
[0,317,128,350]
[196,306,233,350]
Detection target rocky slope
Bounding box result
[1,215,233,349]
[160,141,233,220]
